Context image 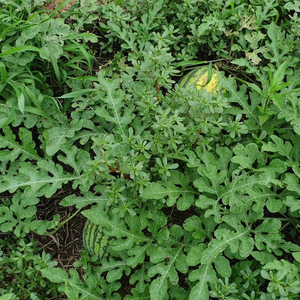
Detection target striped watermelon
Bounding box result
[82,220,110,259]
[178,66,222,95]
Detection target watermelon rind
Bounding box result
[82,220,110,259]
[178,66,222,94]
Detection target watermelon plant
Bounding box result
[0,237,59,300]
[1,0,300,299]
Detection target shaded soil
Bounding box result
[33,200,86,270]
[32,185,135,298]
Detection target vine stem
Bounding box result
[44,208,82,236]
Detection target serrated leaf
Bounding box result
[148,248,182,299]
[262,135,293,158]
[272,61,288,89]
[96,74,135,136]
[231,143,265,169]
[263,260,299,275]
[167,171,196,210]
[60,192,110,209]
[283,196,300,213]
[220,172,281,214]
[266,197,282,213]
[128,265,150,293]
[140,173,196,209]
[186,244,206,267]
[218,76,259,123]
[169,285,189,300]
[278,94,300,135]
[183,216,207,241]
[146,227,188,300]
[41,267,69,283]
[284,1,300,12]
[140,182,168,199]
[0,207,14,230]
[124,286,150,300]
[58,144,90,175]
[231,58,258,73]
[201,240,227,264]
[149,276,168,300]
[201,227,252,264]
[267,22,279,43]
[195,195,223,223]
[251,251,276,264]
[0,126,40,161]
[189,281,209,300]
[188,264,217,300]
[97,258,130,283]
[245,31,266,49]
[193,148,229,197]
[43,126,76,156]
[64,269,103,300]
[284,173,300,195]
[0,294,17,300]
[213,255,232,278]
[0,161,80,197]
[4,191,40,236]
[258,158,287,175]
[127,243,152,268]
[253,219,284,254]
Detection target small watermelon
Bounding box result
[82,220,111,259]
[178,66,223,95]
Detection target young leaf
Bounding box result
[65,269,103,300]
[140,182,169,200]
[0,161,79,197]
[60,192,111,209]
[189,264,217,300]
[140,171,196,210]
[0,126,40,162]
[201,226,252,264]
[43,126,76,156]
[253,219,284,255]
[96,257,131,283]
[219,76,259,123]
[41,267,69,283]
[148,242,187,300]
[95,74,135,136]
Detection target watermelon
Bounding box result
[178,66,223,95]
[82,220,110,259]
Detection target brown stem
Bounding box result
[192,128,202,149]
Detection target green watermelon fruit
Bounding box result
[82,220,111,259]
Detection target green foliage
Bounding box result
[0,237,59,300]
[1,0,300,299]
